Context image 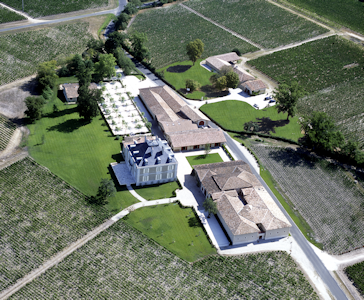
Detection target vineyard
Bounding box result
[345,261,364,296]
[128,4,258,69]
[251,145,364,254]
[0,0,108,18]
[285,0,364,35]
[184,0,328,49]
[248,36,364,93]
[0,23,91,86]
[0,114,16,151]
[297,77,364,146]
[10,221,318,299]
[0,157,110,291]
[0,6,25,24]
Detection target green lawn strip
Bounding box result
[186,153,223,167]
[132,181,180,200]
[184,0,328,48]
[284,0,364,35]
[228,133,323,249]
[28,78,138,214]
[97,13,115,37]
[124,203,217,262]
[248,36,364,93]
[0,6,26,24]
[157,59,214,99]
[0,0,108,18]
[200,100,303,142]
[128,4,258,69]
[345,261,364,296]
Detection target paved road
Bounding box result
[222,129,348,300]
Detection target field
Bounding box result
[0,0,108,18]
[251,145,364,254]
[345,261,364,296]
[184,0,328,49]
[128,4,258,69]
[0,157,110,291]
[0,6,26,24]
[248,36,364,93]
[132,181,180,200]
[0,23,91,86]
[285,0,364,35]
[10,220,318,299]
[0,114,16,151]
[200,100,303,142]
[187,153,224,166]
[124,203,216,261]
[297,77,364,147]
[27,78,138,213]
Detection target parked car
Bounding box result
[265,96,273,101]
[269,99,276,104]
[253,104,259,109]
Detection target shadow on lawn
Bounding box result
[167,65,192,73]
[46,118,89,133]
[255,117,289,134]
[43,106,78,119]
[200,85,229,98]
[188,216,200,228]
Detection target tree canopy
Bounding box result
[94,53,116,81]
[186,39,204,65]
[36,60,58,90]
[105,31,128,54]
[25,96,46,122]
[210,66,239,90]
[77,86,101,121]
[130,31,150,62]
[203,197,218,218]
[185,79,201,92]
[114,48,136,75]
[90,178,116,205]
[273,82,305,120]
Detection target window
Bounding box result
[167,172,173,179]
[156,166,162,172]
[143,168,149,174]
[167,165,174,171]
[156,174,162,180]
[194,145,199,149]
[142,176,149,182]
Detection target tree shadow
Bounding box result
[167,65,192,73]
[46,118,89,133]
[200,85,229,98]
[19,78,39,95]
[255,117,289,134]
[43,106,78,119]
[267,148,317,169]
[188,216,200,228]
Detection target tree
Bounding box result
[94,53,116,81]
[122,0,141,15]
[42,85,53,100]
[114,48,136,75]
[130,31,150,62]
[185,79,201,92]
[90,179,116,205]
[115,12,131,31]
[301,111,344,152]
[204,143,211,157]
[68,55,94,87]
[105,31,128,53]
[36,60,58,90]
[203,197,217,218]
[77,86,101,121]
[216,76,227,90]
[244,121,259,132]
[273,82,305,120]
[24,96,45,122]
[186,39,204,65]
[225,71,239,89]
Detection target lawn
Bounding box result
[11,220,318,299]
[128,4,258,69]
[187,153,223,167]
[0,0,108,18]
[0,6,26,24]
[200,100,303,142]
[0,157,110,291]
[248,36,364,93]
[0,22,91,86]
[0,114,16,151]
[27,78,138,213]
[345,261,364,296]
[184,0,328,48]
[132,181,180,200]
[251,144,364,254]
[125,203,216,261]
[284,0,364,35]
[158,59,216,100]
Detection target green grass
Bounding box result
[128,4,258,69]
[97,13,115,37]
[27,78,138,213]
[158,59,215,100]
[186,153,223,167]
[184,0,328,48]
[132,181,180,200]
[1,0,108,18]
[124,203,216,262]
[0,157,110,291]
[0,23,92,86]
[345,261,364,296]
[11,221,318,299]
[200,100,303,142]
[0,6,26,24]
[249,36,364,93]
[284,0,364,35]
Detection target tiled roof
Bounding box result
[159,119,198,133]
[167,128,226,148]
[206,52,240,71]
[63,83,97,99]
[233,68,255,83]
[243,79,267,91]
[179,105,208,123]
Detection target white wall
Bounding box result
[265,227,290,240]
